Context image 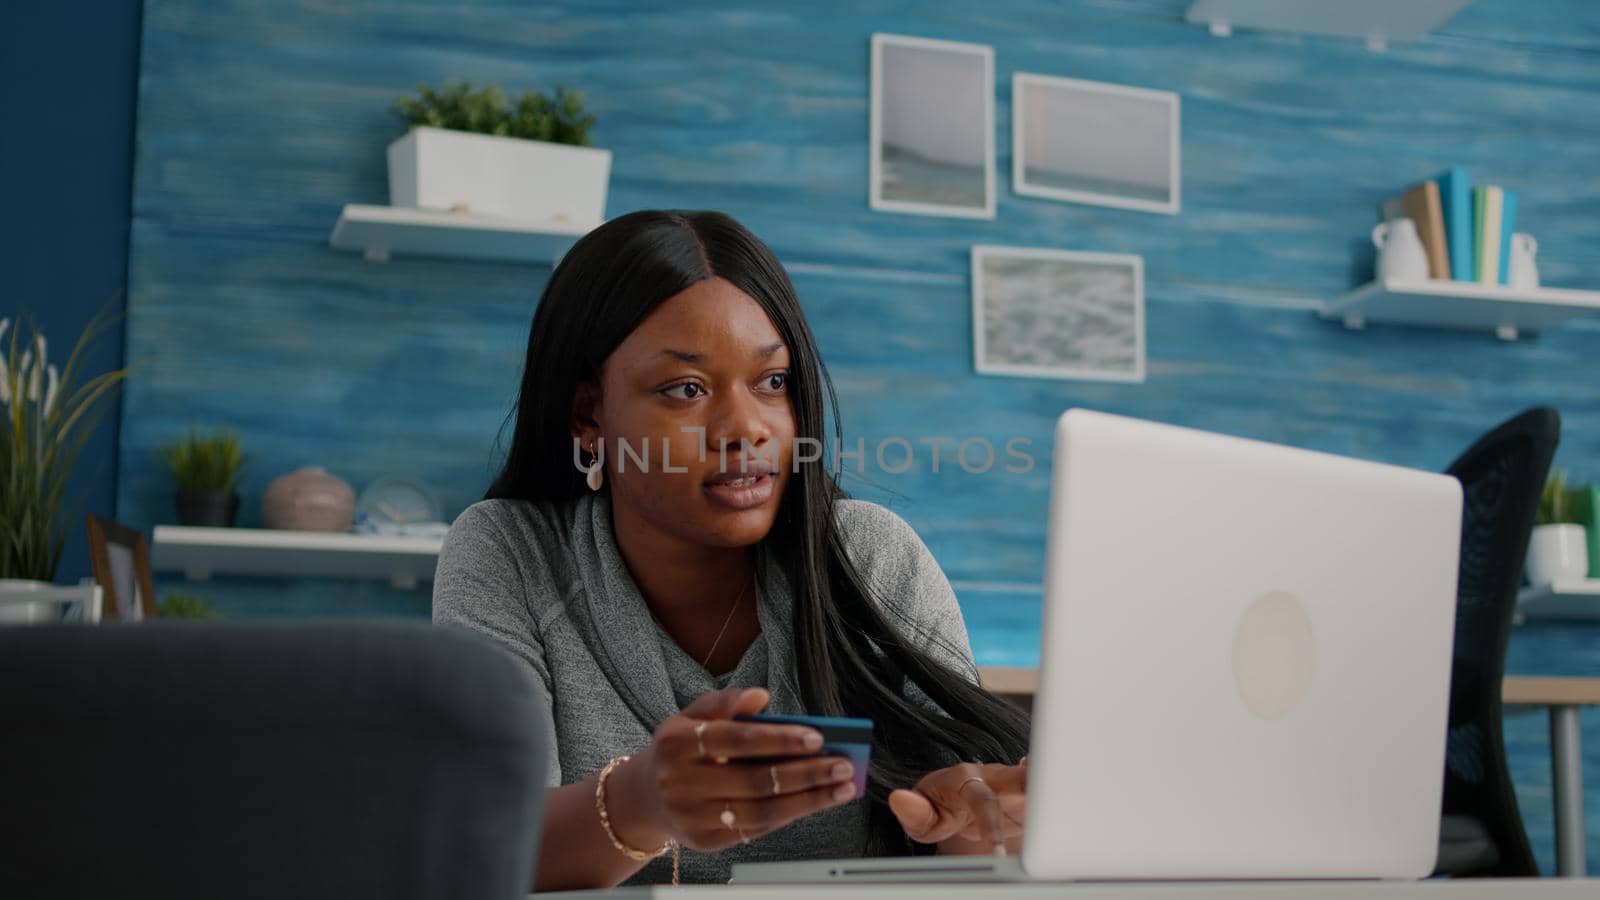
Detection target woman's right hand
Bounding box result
[611,686,860,852]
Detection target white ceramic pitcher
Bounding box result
[1508,233,1539,290]
[1372,218,1429,282]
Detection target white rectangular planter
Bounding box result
[387,126,611,227]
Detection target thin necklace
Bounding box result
[700,577,752,670]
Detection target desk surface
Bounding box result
[1503,676,1600,706]
[978,667,1600,707]
[553,878,1595,898]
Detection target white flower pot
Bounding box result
[387,126,611,227]
[1525,524,1590,587]
[0,578,60,625]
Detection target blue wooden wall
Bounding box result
[123,0,1599,870]
[2,0,142,586]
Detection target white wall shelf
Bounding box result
[1186,1,1472,51]
[151,525,443,590]
[1517,579,1600,624]
[1320,277,1600,341]
[329,204,590,264]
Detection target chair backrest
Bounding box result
[84,514,158,621]
[0,620,551,899]
[1439,406,1558,876]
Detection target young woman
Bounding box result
[433,209,1029,890]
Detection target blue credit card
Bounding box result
[733,712,873,799]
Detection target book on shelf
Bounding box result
[1433,167,1473,282]
[1377,170,1527,289]
[1474,185,1504,286]
[1498,189,1518,285]
[1399,180,1450,279]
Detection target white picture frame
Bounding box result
[971,245,1146,383]
[1012,73,1181,215]
[869,33,996,220]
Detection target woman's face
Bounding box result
[577,276,796,550]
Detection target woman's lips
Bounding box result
[702,472,777,511]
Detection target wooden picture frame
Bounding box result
[86,514,158,621]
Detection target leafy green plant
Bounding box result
[159,591,219,620]
[1,308,128,580]
[1537,469,1583,525]
[395,80,597,146]
[160,426,245,493]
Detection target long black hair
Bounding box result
[486,209,1030,854]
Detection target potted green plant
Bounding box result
[160,426,245,527]
[1574,479,1600,579]
[1526,469,1588,586]
[388,80,611,227]
[0,309,128,588]
[158,590,219,620]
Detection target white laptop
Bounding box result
[735,408,1463,884]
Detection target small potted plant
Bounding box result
[158,590,220,620]
[1526,469,1589,587]
[160,426,245,527]
[1576,479,1600,579]
[388,80,611,228]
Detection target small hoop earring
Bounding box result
[585,443,604,492]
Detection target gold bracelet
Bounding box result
[596,755,682,884]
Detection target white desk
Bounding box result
[552,879,1595,898]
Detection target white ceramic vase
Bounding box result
[1508,233,1540,290]
[1525,524,1589,587]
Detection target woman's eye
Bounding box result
[763,373,788,392]
[663,382,704,400]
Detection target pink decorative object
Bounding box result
[261,467,355,532]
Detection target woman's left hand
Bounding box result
[887,756,1028,854]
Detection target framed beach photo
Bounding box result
[869,33,995,219]
[971,245,1146,383]
[1012,73,1180,215]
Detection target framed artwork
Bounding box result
[1012,73,1181,215]
[869,33,995,219]
[971,244,1146,383]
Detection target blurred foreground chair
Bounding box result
[1432,407,1558,877]
[0,620,551,899]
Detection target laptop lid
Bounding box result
[1022,409,1461,881]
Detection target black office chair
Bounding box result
[0,620,551,899]
[1432,407,1558,877]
